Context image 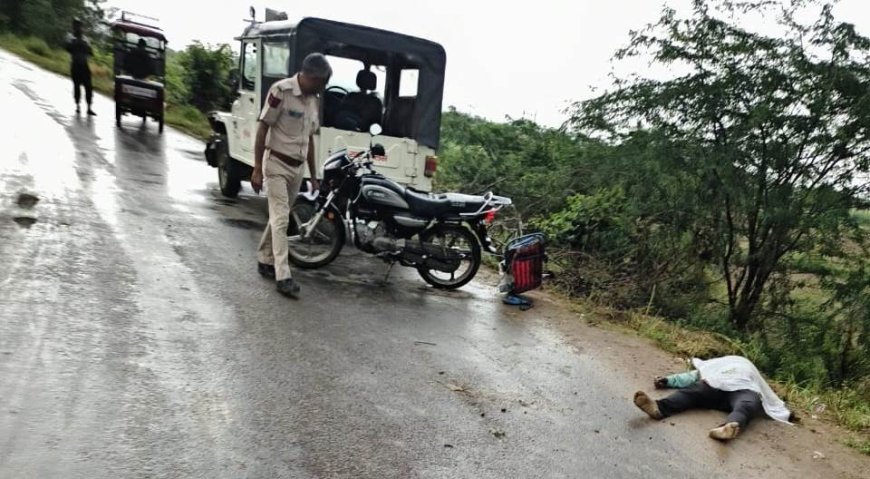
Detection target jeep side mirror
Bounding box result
[369,123,382,136]
[227,69,240,92]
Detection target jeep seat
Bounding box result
[334,70,383,131]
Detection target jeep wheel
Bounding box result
[216,137,241,198]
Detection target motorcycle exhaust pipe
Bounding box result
[371,237,460,273]
[372,237,450,257]
[372,236,403,252]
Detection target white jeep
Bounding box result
[204,15,447,197]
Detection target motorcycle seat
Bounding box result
[405,189,488,217]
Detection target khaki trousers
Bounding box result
[257,154,305,281]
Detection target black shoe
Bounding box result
[76,105,81,114]
[258,262,276,279]
[87,109,97,116]
[277,278,300,299]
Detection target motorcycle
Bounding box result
[287,124,512,290]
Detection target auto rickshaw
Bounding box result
[111,12,167,133]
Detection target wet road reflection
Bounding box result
[2,50,865,479]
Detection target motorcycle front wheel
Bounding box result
[287,201,345,268]
[416,225,482,290]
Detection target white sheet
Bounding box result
[692,356,792,424]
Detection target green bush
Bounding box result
[785,252,834,276]
[175,42,235,112]
[23,36,50,57]
[1,0,102,46]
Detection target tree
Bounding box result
[0,0,105,44]
[437,108,602,220]
[571,0,870,330]
[821,256,870,384]
[176,42,235,112]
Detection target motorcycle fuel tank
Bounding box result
[360,184,410,210]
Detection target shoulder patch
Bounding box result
[267,92,281,108]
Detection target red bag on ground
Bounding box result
[502,233,546,294]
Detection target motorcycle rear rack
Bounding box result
[458,191,513,218]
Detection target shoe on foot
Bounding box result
[277,278,300,299]
[634,391,664,420]
[76,105,81,114]
[257,262,275,279]
[709,422,740,441]
[87,109,97,116]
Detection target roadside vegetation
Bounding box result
[1,0,867,454]
[437,0,869,453]
[0,0,224,139]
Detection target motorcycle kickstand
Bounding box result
[381,261,396,285]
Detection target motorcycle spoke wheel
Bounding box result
[286,202,344,268]
[416,225,481,290]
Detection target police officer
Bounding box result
[252,53,332,298]
[66,18,96,116]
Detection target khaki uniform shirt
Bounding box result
[258,74,320,161]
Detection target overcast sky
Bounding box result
[105,0,870,127]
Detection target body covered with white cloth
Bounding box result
[632,355,793,441]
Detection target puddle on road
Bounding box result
[304,268,378,286]
[414,285,475,300]
[13,216,37,228]
[132,178,163,186]
[120,207,146,217]
[16,193,40,208]
[221,218,265,230]
[181,150,205,162]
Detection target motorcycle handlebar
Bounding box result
[342,152,375,172]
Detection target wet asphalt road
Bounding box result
[1,50,866,479]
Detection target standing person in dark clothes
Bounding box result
[66,18,96,116]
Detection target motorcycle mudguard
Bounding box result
[297,179,319,202]
[471,221,499,255]
[288,194,347,251]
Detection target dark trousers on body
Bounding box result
[72,66,93,106]
[656,381,763,429]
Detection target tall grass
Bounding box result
[854,209,870,228]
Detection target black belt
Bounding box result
[270,150,304,167]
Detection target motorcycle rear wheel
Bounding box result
[416,225,482,290]
[287,201,345,268]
